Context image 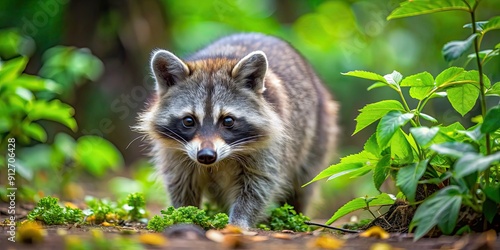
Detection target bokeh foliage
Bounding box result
[0,0,499,215]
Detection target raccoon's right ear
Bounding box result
[150,50,190,95]
[232,51,268,94]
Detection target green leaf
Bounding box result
[27,100,77,131]
[435,67,465,86]
[75,136,124,177]
[467,49,499,60]
[429,91,447,99]
[9,74,61,93]
[364,133,381,157]
[486,82,500,96]
[430,142,477,158]
[353,100,405,135]
[396,160,428,202]
[410,127,439,147]
[400,72,435,100]
[376,111,414,149]
[463,125,483,142]
[482,16,500,33]
[481,106,500,134]
[391,129,414,161]
[483,199,497,224]
[21,122,47,142]
[373,155,391,191]
[326,193,395,225]
[342,70,387,83]
[442,34,478,62]
[367,82,387,91]
[459,70,490,88]
[384,70,403,86]
[410,186,462,240]
[0,56,28,85]
[419,113,438,123]
[388,0,470,20]
[446,82,479,116]
[303,162,363,186]
[453,152,500,178]
[463,21,488,31]
[483,186,500,203]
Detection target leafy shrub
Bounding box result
[28,193,148,225]
[308,0,500,240]
[0,30,123,201]
[27,196,84,225]
[147,206,229,232]
[266,203,311,232]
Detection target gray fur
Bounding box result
[138,33,339,228]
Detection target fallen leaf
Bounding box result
[17,221,45,244]
[138,233,168,246]
[64,202,78,209]
[221,225,243,234]
[360,226,390,239]
[206,229,225,243]
[223,235,245,249]
[56,228,68,236]
[272,233,295,240]
[370,242,394,250]
[308,235,345,249]
[101,221,113,227]
[249,236,269,242]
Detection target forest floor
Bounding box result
[0,202,498,249]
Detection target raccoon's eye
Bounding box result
[222,116,235,128]
[182,116,195,128]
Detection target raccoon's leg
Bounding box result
[164,166,202,208]
[228,172,276,228]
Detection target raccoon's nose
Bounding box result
[197,149,217,165]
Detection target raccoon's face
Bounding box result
[146,50,273,166]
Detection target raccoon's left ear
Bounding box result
[150,50,190,95]
[232,51,268,94]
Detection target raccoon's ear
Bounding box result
[232,51,268,94]
[150,50,190,95]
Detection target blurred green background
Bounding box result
[0,0,499,218]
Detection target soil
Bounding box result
[1,202,498,249]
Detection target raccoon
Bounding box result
[138,33,339,228]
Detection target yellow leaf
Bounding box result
[101,221,114,227]
[63,202,78,209]
[138,233,168,246]
[308,235,345,249]
[370,242,394,250]
[360,226,390,239]
[17,221,45,244]
[221,225,243,234]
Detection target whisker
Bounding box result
[157,125,189,145]
[126,135,147,149]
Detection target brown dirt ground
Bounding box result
[1,202,498,250]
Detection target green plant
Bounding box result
[0,30,123,202]
[308,0,500,240]
[267,203,311,232]
[27,196,84,225]
[125,193,147,221]
[146,206,229,232]
[27,193,148,225]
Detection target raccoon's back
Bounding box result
[187,33,314,82]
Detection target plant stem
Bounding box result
[304,221,360,233]
[470,8,491,184]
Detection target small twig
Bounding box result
[305,221,360,233]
